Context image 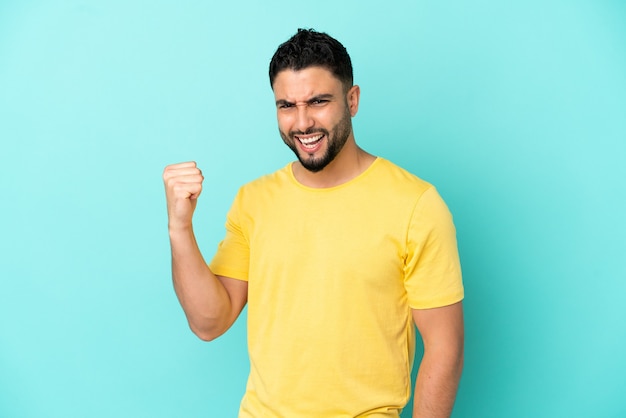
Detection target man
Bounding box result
[163,29,464,418]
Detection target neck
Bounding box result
[292,138,376,188]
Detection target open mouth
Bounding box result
[295,133,324,150]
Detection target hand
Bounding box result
[163,161,204,230]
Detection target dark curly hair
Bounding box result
[269,29,353,91]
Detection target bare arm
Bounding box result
[412,301,464,418]
[163,162,247,341]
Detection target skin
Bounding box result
[412,302,464,417]
[272,66,375,188]
[163,66,464,417]
[163,162,247,341]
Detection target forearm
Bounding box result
[169,226,233,341]
[412,345,463,417]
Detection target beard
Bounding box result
[279,107,352,173]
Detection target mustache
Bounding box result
[289,128,329,137]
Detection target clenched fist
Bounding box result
[163,161,204,230]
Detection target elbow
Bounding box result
[196,332,219,342]
[184,306,239,342]
[189,322,225,342]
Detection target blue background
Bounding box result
[1,1,625,417]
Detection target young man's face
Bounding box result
[273,67,359,173]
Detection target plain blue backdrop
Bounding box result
[1,1,625,417]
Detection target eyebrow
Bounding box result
[275,94,335,107]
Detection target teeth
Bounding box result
[297,134,323,144]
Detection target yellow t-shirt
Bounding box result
[209,158,463,418]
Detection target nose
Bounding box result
[294,104,314,133]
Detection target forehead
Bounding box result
[272,67,343,99]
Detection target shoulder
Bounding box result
[237,164,292,194]
[370,158,434,198]
[230,164,294,210]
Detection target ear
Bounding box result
[347,85,361,117]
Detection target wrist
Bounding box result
[168,222,194,237]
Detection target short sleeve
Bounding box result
[403,187,464,309]
[208,189,250,281]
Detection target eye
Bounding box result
[278,103,294,110]
[311,99,328,106]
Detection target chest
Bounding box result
[244,191,412,294]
